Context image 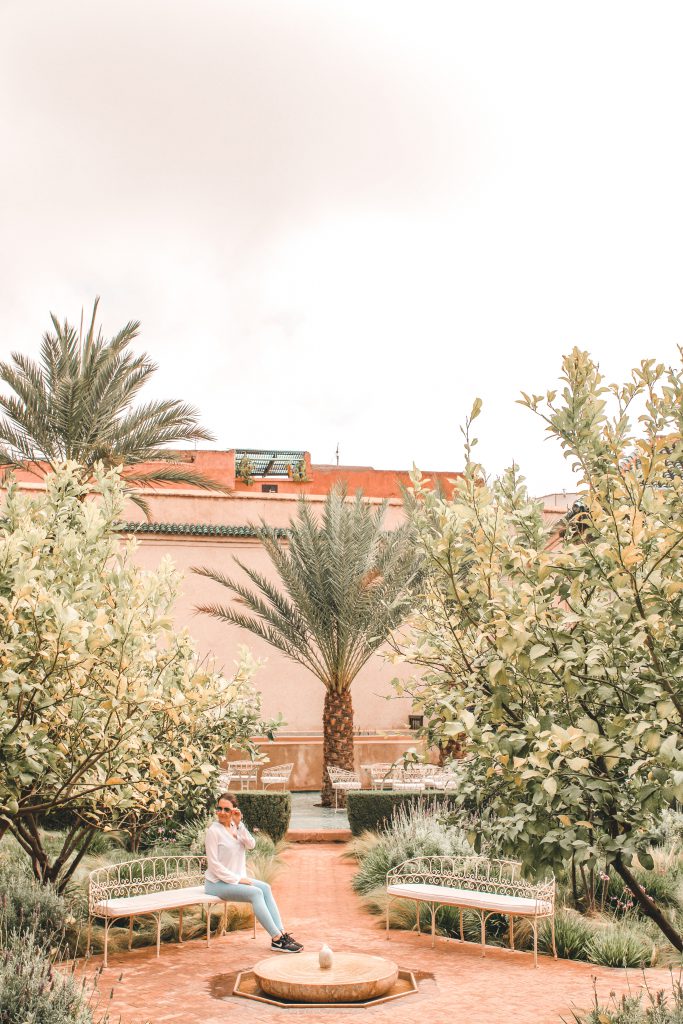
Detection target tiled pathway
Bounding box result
[85,845,679,1024]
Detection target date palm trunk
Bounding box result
[321,687,355,807]
[438,737,465,765]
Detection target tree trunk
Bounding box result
[321,687,355,807]
[128,821,142,855]
[612,856,683,951]
[438,737,465,765]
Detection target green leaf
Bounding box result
[542,776,558,798]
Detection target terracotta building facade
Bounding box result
[111,449,459,788]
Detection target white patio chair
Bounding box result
[369,763,394,790]
[424,768,459,791]
[260,762,293,790]
[327,766,362,811]
[219,760,260,791]
[391,765,427,792]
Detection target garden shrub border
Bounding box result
[346,791,456,836]
[233,791,291,842]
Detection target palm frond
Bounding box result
[0,299,216,492]
[121,466,230,492]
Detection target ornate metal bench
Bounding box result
[88,854,255,967]
[386,855,556,967]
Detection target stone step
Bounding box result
[287,828,351,843]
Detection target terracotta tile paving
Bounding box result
[83,844,679,1024]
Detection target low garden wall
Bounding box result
[224,734,429,790]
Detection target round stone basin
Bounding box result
[253,952,399,1004]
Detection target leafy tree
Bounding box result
[194,484,419,805]
[399,351,683,949]
[0,298,220,514]
[0,464,272,888]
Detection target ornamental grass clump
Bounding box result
[352,801,473,898]
[538,909,597,961]
[584,924,655,968]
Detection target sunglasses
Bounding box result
[217,805,234,812]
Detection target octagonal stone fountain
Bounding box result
[233,950,417,1008]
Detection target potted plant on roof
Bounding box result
[287,458,309,483]
[237,455,255,486]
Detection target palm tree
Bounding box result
[0,298,221,513]
[193,484,420,805]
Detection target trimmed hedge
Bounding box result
[346,791,456,836]
[232,791,292,843]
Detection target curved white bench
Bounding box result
[386,855,556,967]
[88,854,255,967]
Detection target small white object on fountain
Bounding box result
[318,944,334,969]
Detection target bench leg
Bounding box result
[386,896,390,939]
[252,904,256,939]
[509,915,515,951]
[551,914,557,959]
[480,912,486,957]
[86,916,92,957]
[155,913,161,958]
[103,918,111,969]
[459,909,464,943]
[430,904,437,949]
[128,916,135,950]
[415,901,421,935]
[178,908,183,943]
[532,921,538,968]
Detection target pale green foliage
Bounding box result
[0,859,71,944]
[0,464,271,885]
[400,351,683,940]
[0,931,98,1024]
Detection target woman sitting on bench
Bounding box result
[204,792,303,954]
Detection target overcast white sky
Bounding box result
[1,0,682,494]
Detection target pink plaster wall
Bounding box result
[128,527,417,734]
[121,487,418,736]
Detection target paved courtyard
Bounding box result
[85,844,679,1024]
[289,790,350,831]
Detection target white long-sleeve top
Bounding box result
[204,819,256,884]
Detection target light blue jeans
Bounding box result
[204,878,284,938]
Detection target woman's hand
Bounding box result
[239,877,252,885]
[231,808,243,826]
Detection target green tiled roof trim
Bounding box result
[116,522,287,538]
